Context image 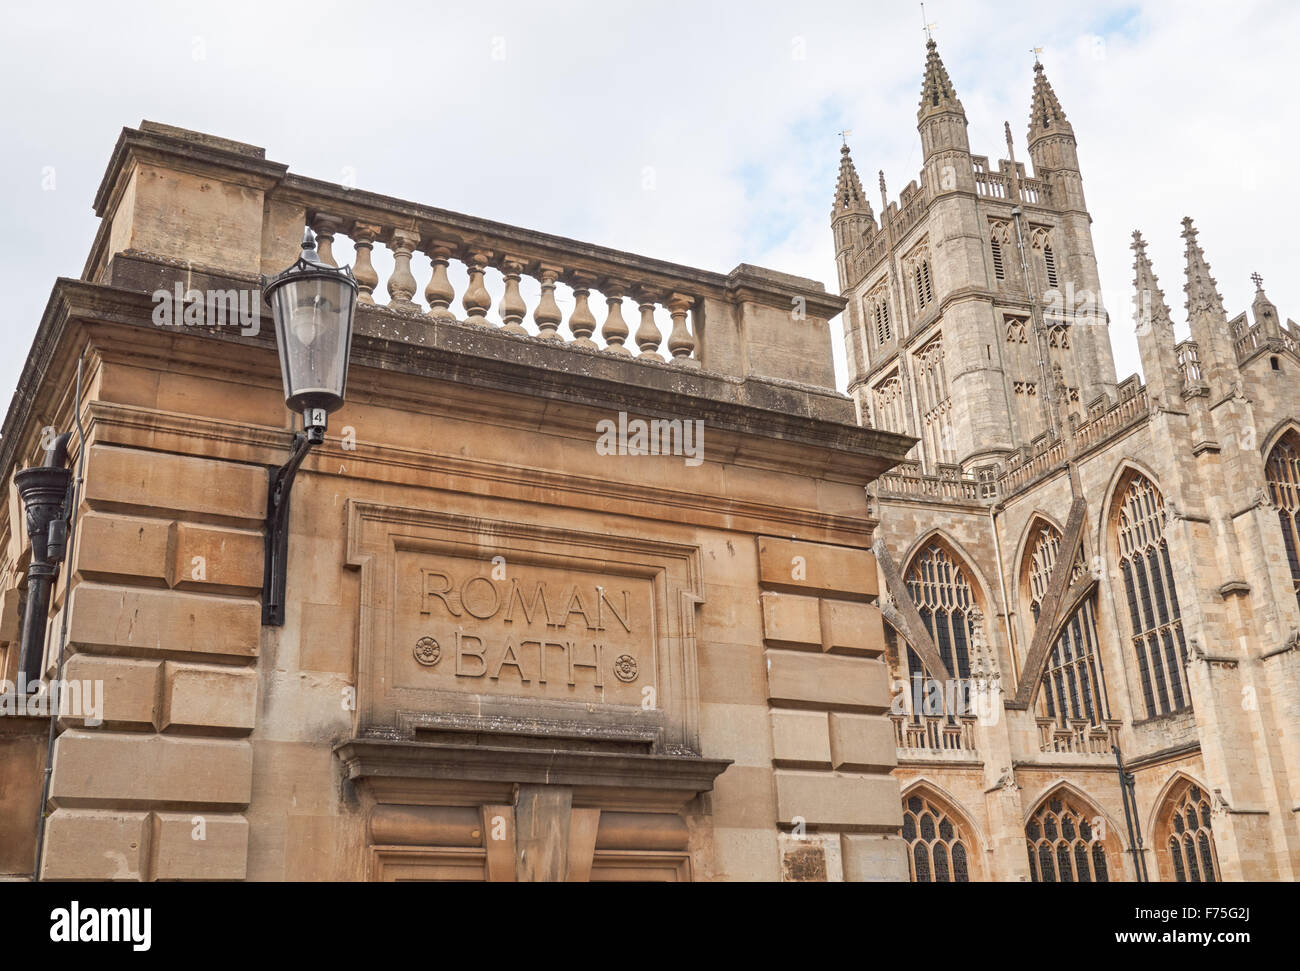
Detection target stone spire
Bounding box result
[918,38,963,120]
[1182,217,1226,319]
[1028,61,1073,142]
[1131,230,1173,332]
[832,143,871,218]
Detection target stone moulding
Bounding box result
[334,737,732,805]
[0,273,915,495]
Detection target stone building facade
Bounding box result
[0,122,914,881]
[836,41,1300,881]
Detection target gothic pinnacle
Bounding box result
[1181,217,1226,319]
[832,141,870,216]
[918,37,963,119]
[1131,230,1172,332]
[1028,59,1072,142]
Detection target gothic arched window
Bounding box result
[915,336,955,466]
[1265,431,1300,607]
[914,260,934,310]
[902,791,974,882]
[866,286,892,347]
[1024,523,1110,726]
[1159,780,1220,882]
[990,222,1013,283]
[871,372,907,436]
[1113,473,1190,718]
[1043,244,1059,290]
[1025,790,1112,882]
[904,542,978,691]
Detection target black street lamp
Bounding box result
[260,228,358,626]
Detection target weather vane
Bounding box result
[838,129,853,147]
[921,3,936,40]
[1030,46,1043,64]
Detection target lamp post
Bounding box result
[260,228,358,626]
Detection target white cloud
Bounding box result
[0,0,1294,409]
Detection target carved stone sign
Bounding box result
[395,554,653,706]
[345,501,705,752]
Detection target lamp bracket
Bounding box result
[262,429,319,627]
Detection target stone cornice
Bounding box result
[1,274,913,499]
[334,737,732,802]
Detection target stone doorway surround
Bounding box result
[338,498,730,881]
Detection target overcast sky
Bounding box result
[1,0,1295,409]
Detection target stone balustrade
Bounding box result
[83,122,848,391]
[305,212,700,366]
[891,713,979,756]
[1018,178,1047,205]
[1036,717,1122,756]
[874,468,983,504]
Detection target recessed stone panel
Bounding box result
[347,501,704,751]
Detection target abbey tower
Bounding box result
[836,40,1300,883]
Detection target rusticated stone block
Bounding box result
[68,583,259,659]
[828,712,896,772]
[74,512,169,583]
[769,710,832,768]
[757,537,877,599]
[774,772,903,830]
[820,599,886,657]
[83,444,265,523]
[50,731,252,807]
[765,651,892,712]
[760,592,821,649]
[168,522,263,591]
[61,655,161,729]
[41,809,150,881]
[161,662,257,733]
[151,812,248,880]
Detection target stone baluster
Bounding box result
[666,293,697,365]
[423,239,458,321]
[499,256,529,335]
[462,249,494,326]
[600,280,632,356]
[351,222,381,304]
[634,288,663,361]
[566,273,598,349]
[533,264,563,340]
[386,229,421,312]
[311,213,342,267]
